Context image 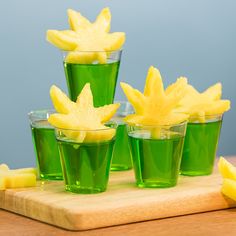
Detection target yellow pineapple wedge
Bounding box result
[50,85,77,114]
[0,164,9,171]
[202,83,222,101]
[218,157,236,181]
[46,8,125,64]
[48,84,119,142]
[218,157,236,201]
[221,179,236,201]
[0,178,6,190]
[11,168,37,176]
[0,164,37,190]
[95,104,120,123]
[173,82,230,122]
[120,66,189,127]
[3,174,36,189]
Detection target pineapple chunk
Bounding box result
[0,164,9,171]
[4,173,36,189]
[46,8,125,64]
[0,178,6,190]
[11,168,37,176]
[218,157,236,180]
[0,165,37,190]
[218,157,236,202]
[120,66,189,128]
[48,84,119,142]
[222,178,236,201]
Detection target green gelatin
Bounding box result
[111,123,132,171]
[180,120,222,176]
[57,139,115,194]
[31,120,63,180]
[129,132,184,188]
[64,61,120,106]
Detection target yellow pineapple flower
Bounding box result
[46,8,125,64]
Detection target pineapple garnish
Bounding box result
[218,157,236,201]
[0,164,9,171]
[120,66,189,127]
[170,82,230,122]
[46,8,125,64]
[218,157,236,180]
[0,164,37,190]
[48,84,120,142]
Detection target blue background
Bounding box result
[0,0,235,168]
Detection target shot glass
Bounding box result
[180,114,222,176]
[111,101,133,171]
[63,50,122,106]
[55,123,117,194]
[28,109,63,180]
[127,122,187,188]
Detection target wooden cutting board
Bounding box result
[0,161,235,231]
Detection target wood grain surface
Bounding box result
[2,208,236,236]
[0,157,235,231]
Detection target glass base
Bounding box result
[65,185,106,194]
[180,170,212,176]
[111,164,132,171]
[40,173,63,180]
[136,179,176,188]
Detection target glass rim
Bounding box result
[28,109,55,119]
[189,113,223,118]
[126,120,188,128]
[53,121,117,132]
[61,48,123,53]
[188,113,223,122]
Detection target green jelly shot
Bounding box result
[63,50,122,107]
[128,122,186,188]
[111,102,133,171]
[55,125,116,194]
[111,123,132,170]
[29,110,63,180]
[180,115,222,176]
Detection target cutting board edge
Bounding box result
[1,189,235,231]
[65,190,236,230]
[0,190,78,230]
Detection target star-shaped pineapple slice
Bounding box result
[48,84,120,142]
[46,8,125,64]
[120,66,189,127]
[171,82,230,122]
